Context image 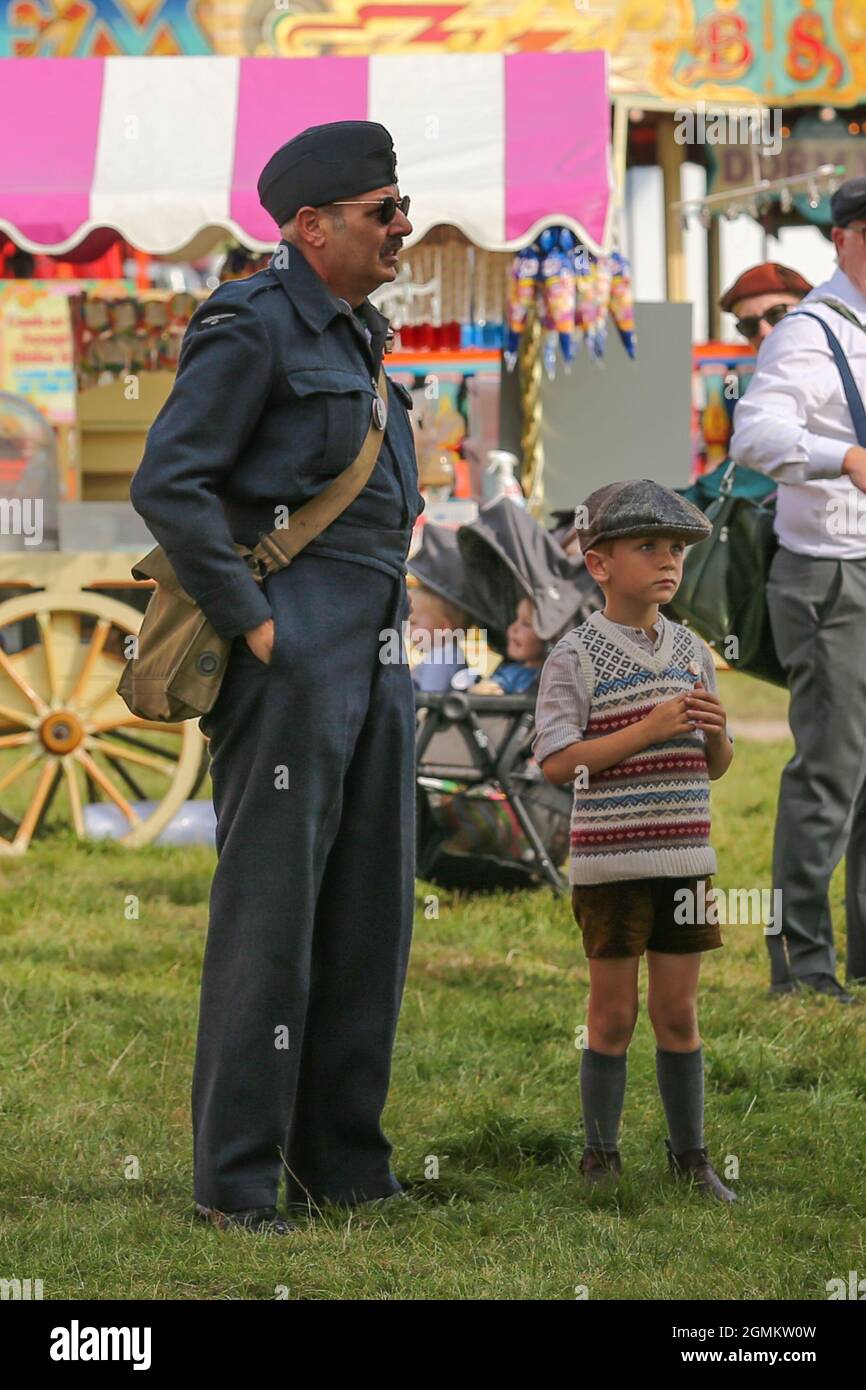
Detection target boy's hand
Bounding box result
[642,693,700,744]
[684,682,728,742]
[642,684,729,746]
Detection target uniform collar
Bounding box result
[268,239,391,366]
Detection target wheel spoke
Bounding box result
[68,616,111,707]
[14,760,59,851]
[63,757,86,839]
[0,647,48,716]
[87,735,175,776]
[93,748,148,801]
[0,747,42,792]
[76,749,141,825]
[91,728,181,762]
[87,677,130,715]
[88,716,187,736]
[0,702,38,730]
[35,610,64,704]
[0,731,34,750]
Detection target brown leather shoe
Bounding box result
[665,1140,737,1202]
[579,1147,623,1186]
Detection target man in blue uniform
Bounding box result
[130,122,425,1234]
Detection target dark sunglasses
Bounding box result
[735,303,791,338]
[329,195,411,225]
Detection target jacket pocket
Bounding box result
[285,366,374,476]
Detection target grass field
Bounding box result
[1,674,864,1301]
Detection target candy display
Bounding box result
[539,227,578,377]
[582,252,612,363]
[505,245,541,369]
[376,228,510,351]
[505,230,637,375]
[609,251,637,359]
[69,291,203,388]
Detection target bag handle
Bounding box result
[796,310,866,447]
[249,364,390,576]
[700,459,737,525]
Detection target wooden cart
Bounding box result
[0,550,205,855]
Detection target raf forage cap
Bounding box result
[576,479,713,554]
[258,121,398,227]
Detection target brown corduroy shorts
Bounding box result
[570,875,723,959]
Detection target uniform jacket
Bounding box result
[130,241,425,639]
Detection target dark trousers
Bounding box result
[193,554,415,1210]
[765,546,866,985]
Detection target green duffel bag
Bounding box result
[668,460,787,688]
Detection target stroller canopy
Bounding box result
[410,498,602,655]
[406,523,478,620]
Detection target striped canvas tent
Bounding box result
[0,51,613,258]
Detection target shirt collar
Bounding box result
[812,265,866,317]
[604,612,664,649]
[268,239,391,361]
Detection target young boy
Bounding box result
[532,480,737,1201]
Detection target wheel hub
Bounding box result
[39,709,85,754]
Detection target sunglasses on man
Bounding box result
[329,195,411,225]
[735,303,791,339]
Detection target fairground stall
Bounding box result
[0,50,616,853]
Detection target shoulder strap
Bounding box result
[796,310,866,448]
[814,297,866,334]
[251,365,389,575]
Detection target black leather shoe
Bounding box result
[796,973,862,1005]
[665,1140,737,1202]
[195,1203,298,1234]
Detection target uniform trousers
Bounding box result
[193,553,415,1209]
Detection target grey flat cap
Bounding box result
[830,176,866,228]
[576,479,712,554]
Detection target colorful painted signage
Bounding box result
[0,283,76,424]
[5,0,866,109]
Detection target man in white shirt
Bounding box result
[730,176,866,1003]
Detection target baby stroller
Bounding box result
[410,498,602,895]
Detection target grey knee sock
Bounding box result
[580,1047,627,1152]
[655,1045,704,1153]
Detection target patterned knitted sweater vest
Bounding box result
[566,611,717,885]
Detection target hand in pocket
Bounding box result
[243,616,275,666]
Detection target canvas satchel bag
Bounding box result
[117,366,389,722]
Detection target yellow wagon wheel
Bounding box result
[0,590,204,855]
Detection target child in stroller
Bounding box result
[408,583,470,693]
[471,596,546,695]
[410,500,602,893]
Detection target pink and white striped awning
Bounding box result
[0,52,612,258]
